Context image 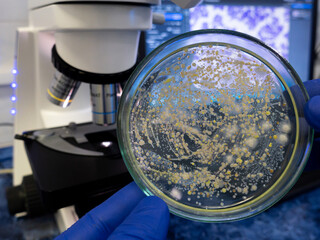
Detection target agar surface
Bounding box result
[129,44,295,209]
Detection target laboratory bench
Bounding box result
[1,147,320,240]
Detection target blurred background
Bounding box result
[0,1,320,239]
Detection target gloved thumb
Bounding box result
[304,95,320,132]
[108,196,170,240]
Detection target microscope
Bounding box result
[6,0,201,232]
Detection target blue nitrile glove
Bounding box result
[304,79,320,170]
[304,79,320,132]
[55,182,170,240]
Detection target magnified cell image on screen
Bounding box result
[189,5,290,59]
[128,43,296,209]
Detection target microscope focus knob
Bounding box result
[6,175,47,217]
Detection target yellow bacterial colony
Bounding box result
[129,44,294,209]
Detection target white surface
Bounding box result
[0,1,28,21]
[40,108,92,128]
[29,0,160,9]
[56,31,141,73]
[29,4,153,30]
[0,0,28,85]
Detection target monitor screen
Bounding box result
[145,0,316,82]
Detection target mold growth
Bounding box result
[129,44,296,209]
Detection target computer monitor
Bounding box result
[146,0,317,82]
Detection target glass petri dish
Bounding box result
[117,29,313,222]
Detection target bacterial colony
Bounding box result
[129,44,296,209]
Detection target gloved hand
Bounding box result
[55,182,170,240]
[304,79,320,170]
[304,79,320,132]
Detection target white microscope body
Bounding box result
[14,0,159,185]
[13,0,201,231]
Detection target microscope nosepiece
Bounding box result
[49,45,135,125]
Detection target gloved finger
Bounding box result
[304,95,320,132]
[303,79,320,98]
[56,182,146,240]
[108,196,170,240]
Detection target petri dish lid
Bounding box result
[117,29,313,222]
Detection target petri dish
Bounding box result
[117,29,313,222]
